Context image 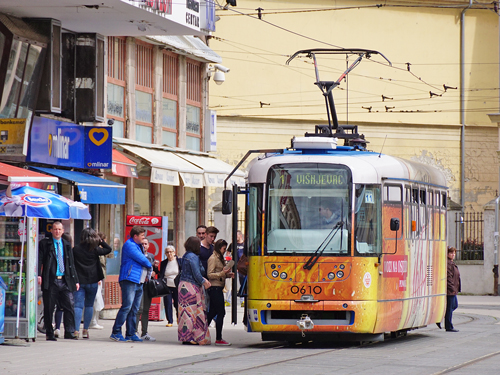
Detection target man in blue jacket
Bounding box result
[110,226,152,342]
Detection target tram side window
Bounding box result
[419,187,427,240]
[405,186,411,238]
[428,189,434,241]
[410,187,419,240]
[247,185,263,256]
[383,184,403,240]
[355,184,382,255]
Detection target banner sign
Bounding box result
[28,116,112,169]
[0,118,27,157]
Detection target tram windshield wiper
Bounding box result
[303,220,344,270]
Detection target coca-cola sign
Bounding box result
[126,215,162,227]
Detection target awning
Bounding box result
[0,162,58,184]
[176,153,245,187]
[30,167,126,205]
[120,145,204,188]
[112,149,137,178]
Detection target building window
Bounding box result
[186,59,202,151]
[160,184,176,244]
[107,37,126,137]
[162,51,178,147]
[184,187,199,238]
[135,41,154,143]
[134,178,150,215]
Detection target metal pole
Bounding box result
[231,183,238,324]
[15,215,27,339]
[494,197,499,295]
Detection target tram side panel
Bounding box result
[374,202,407,333]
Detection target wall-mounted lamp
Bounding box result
[208,64,230,85]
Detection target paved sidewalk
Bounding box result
[0,296,499,375]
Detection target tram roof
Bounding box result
[247,149,448,189]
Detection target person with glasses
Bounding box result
[160,245,182,327]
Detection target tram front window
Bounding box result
[266,163,351,255]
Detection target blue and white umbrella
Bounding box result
[0,185,91,220]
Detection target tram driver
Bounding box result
[318,198,342,229]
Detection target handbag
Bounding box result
[147,278,171,297]
[237,254,248,276]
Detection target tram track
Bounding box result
[107,313,482,375]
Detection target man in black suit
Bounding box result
[37,221,80,341]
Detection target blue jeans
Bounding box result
[112,280,143,337]
[74,283,99,331]
[445,295,458,330]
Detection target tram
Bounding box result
[223,49,448,342]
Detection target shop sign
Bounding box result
[0,119,27,157]
[186,0,200,27]
[126,215,163,227]
[139,0,173,14]
[28,116,112,169]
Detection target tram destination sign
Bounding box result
[272,166,349,189]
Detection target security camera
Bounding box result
[214,64,230,73]
[213,70,225,85]
[107,119,114,126]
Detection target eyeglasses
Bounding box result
[166,251,175,254]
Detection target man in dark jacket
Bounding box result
[37,221,79,341]
[445,246,461,332]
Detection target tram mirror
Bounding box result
[222,190,233,215]
[390,218,400,232]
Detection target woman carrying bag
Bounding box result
[207,239,234,346]
[73,228,112,339]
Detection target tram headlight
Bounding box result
[271,264,276,269]
[280,272,287,279]
[336,270,344,278]
[340,264,345,270]
[272,270,279,278]
[328,272,335,280]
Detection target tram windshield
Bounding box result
[266,163,351,255]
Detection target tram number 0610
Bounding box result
[291,285,322,295]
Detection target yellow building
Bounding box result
[209,0,499,215]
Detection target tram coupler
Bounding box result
[296,314,314,337]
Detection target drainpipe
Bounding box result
[460,0,472,217]
[495,197,499,295]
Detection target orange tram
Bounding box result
[223,49,448,342]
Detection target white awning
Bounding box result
[176,153,245,187]
[120,145,204,188]
[142,35,222,63]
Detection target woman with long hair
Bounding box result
[72,228,111,338]
[207,239,234,346]
[178,236,211,345]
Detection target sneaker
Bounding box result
[110,333,127,342]
[224,301,230,307]
[166,323,173,327]
[215,339,231,346]
[240,301,245,308]
[141,333,156,341]
[125,334,143,342]
[54,329,60,338]
[89,323,103,330]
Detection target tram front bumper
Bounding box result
[247,299,378,333]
